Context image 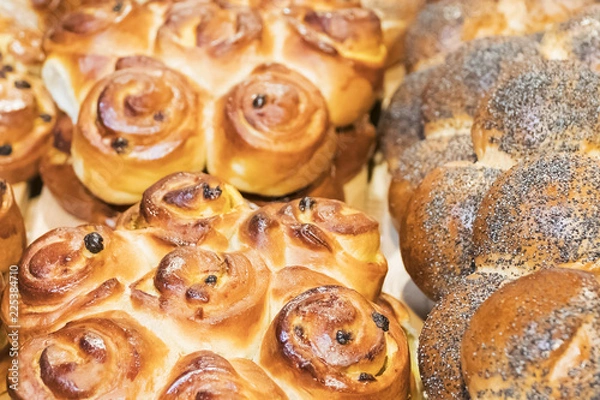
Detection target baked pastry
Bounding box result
[540,4,600,70]
[37,0,391,208]
[462,268,600,399]
[41,0,162,121]
[71,59,207,205]
[117,172,250,254]
[13,312,169,400]
[238,196,388,301]
[260,285,411,399]
[158,350,288,399]
[361,0,426,68]
[419,272,505,399]
[208,63,337,197]
[0,171,416,399]
[0,180,26,274]
[383,36,542,226]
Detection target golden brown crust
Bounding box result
[269,265,342,312]
[72,62,207,205]
[400,162,502,300]
[159,351,288,399]
[0,225,140,335]
[238,196,387,300]
[473,152,600,278]
[1,169,410,397]
[12,312,169,400]
[271,4,386,125]
[40,0,390,201]
[130,247,271,356]
[208,63,337,196]
[155,0,265,95]
[462,268,600,399]
[419,272,506,400]
[472,60,600,169]
[44,0,157,57]
[260,285,410,399]
[0,180,26,274]
[118,172,251,251]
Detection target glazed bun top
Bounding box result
[462,267,600,399]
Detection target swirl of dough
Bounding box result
[118,172,250,250]
[260,285,410,399]
[155,0,264,93]
[159,351,287,399]
[209,63,336,196]
[0,225,138,333]
[238,197,387,300]
[130,247,270,356]
[12,312,168,399]
[71,63,206,204]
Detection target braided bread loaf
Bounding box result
[381,4,600,398]
[383,4,600,299]
[0,171,420,399]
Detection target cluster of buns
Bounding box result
[381,2,600,398]
[33,0,422,213]
[0,171,422,399]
